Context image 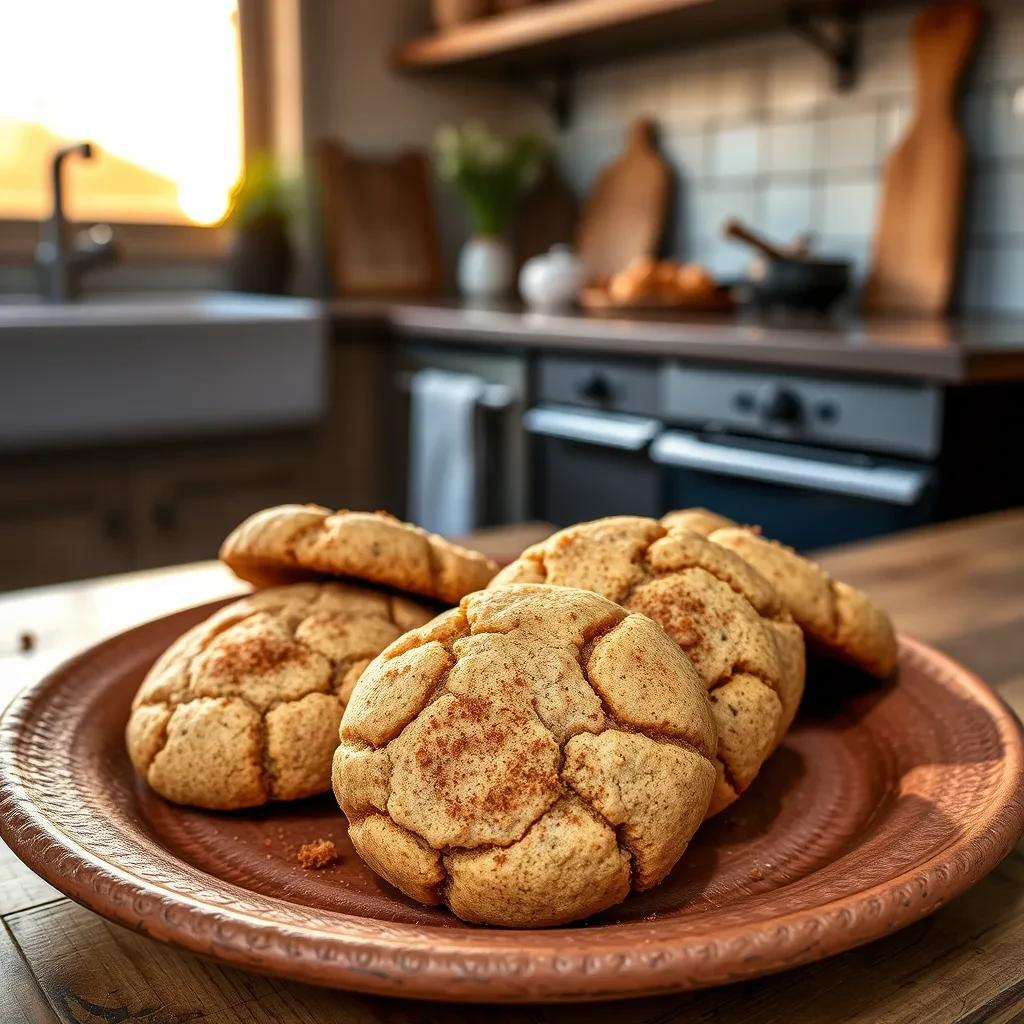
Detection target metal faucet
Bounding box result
[35,142,118,302]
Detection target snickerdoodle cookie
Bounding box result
[220,505,498,604]
[127,582,432,810]
[662,509,897,678]
[333,584,717,927]
[491,518,805,816]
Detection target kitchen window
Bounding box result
[0,0,264,258]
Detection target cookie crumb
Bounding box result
[297,839,339,870]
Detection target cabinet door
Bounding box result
[0,465,133,592]
[132,439,313,570]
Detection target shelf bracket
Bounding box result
[787,3,862,92]
[520,63,575,131]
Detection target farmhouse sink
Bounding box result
[0,293,325,450]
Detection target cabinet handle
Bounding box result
[152,501,178,533]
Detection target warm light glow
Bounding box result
[0,0,244,225]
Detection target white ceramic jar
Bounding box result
[518,244,588,312]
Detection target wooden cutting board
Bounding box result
[575,118,670,278]
[864,0,983,315]
[317,139,442,297]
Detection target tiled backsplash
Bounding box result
[555,0,1024,313]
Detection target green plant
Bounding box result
[225,152,295,231]
[435,122,546,236]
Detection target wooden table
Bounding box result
[1,513,1022,1023]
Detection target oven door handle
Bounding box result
[523,405,662,451]
[649,431,932,506]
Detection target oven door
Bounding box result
[524,404,663,526]
[650,430,936,549]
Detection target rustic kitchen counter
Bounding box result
[1,511,1022,1023]
[329,297,1024,383]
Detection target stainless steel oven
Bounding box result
[652,364,941,549]
[526,354,953,548]
[527,352,1021,550]
[525,356,664,525]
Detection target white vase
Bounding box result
[518,244,589,312]
[457,235,514,299]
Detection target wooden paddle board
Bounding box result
[575,118,670,279]
[864,0,983,315]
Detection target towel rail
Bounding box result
[394,372,516,411]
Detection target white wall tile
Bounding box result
[763,119,818,175]
[968,166,1024,239]
[558,127,621,195]
[964,86,1024,160]
[984,245,1024,313]
[690,183,759,243]
[706,63,766,120]
[759,180,817,241]
[959,246,991,312]
[663,130,706,180]
[663,57,717,126]
[764,45,829,115]
[702,238,752,279]
[822,180,879,238]
[961,244,1024,313]
[822,109,881,171]
[557,0,1021,313]
[708,125,761,178]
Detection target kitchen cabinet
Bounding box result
[130,439,314,571]
[0,465,134,592]
[0,433,317,592]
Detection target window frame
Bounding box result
[0,0,268,265]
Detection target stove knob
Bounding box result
[757,384,802,426]
[578,373,612,403]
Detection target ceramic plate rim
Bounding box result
[1,603,1022,1003]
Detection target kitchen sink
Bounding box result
[0,292,326,450]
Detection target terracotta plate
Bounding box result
[1,600,1022,1004]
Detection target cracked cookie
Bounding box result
[220,505,499,604]
[661,508,897,678]
[126,582,433,810]
[332,584,717,927]
[491,517,806,817]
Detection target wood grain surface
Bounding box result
[864,0,983,315]
[1,513,1023,1022]
[575,119,670,279]
[317,139,442,298]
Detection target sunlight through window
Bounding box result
[0,0,244,226]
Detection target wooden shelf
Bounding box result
[395,0,868,75]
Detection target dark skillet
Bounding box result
[724,218,852,314]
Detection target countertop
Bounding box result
[0,292,323,329]
[4,291,1022,383]
[330,297,1024,383]
[1,512,1022,1023]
